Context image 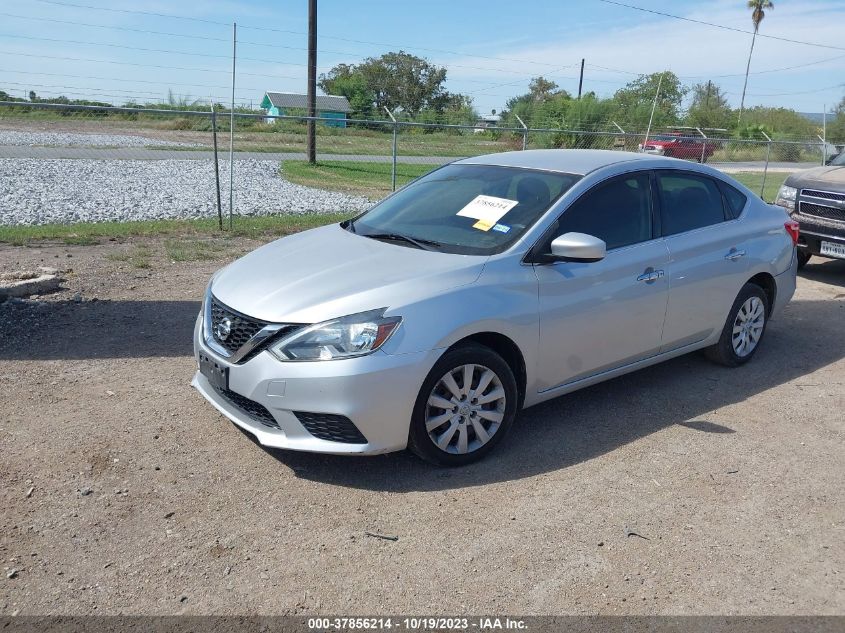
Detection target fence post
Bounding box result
[760,131,772,200]
[384,106,397,192]
[210,103,223,231]
[695,127,707,164]
[228,22,237,230]
[515,114,528,150]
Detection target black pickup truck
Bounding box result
[775,153,845,268]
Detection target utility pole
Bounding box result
[306,0,317,164]
[577,58,585,99]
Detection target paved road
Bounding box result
[0,145,819,172]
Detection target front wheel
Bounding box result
[408,344,518,466]
[704,283,769,367]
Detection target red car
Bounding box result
[639,133,717,162]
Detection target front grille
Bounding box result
[802,189,845,203]
[213,385,280,430]
[799,201,845,223]
[293,411,367,444]
[210,296,269,355]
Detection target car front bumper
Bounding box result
[191,315,443,455]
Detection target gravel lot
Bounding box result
[0,237,843,616]
[0,159,372,225]
[0,129,199,148]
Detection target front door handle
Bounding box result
[725,249,746,261]
[637,268,665,283]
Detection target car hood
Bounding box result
[211,223,487,323]
[786,165,845,190]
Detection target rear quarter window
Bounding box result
[718,181,748,219]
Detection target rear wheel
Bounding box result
[408,344,517,466]
[704,283,769,367]
[797,250,812,269]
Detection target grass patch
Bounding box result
[164,238,226,262]
[283,160,436,197]
[0,213,349,246]
[106,245,152,268]
[730,171,792,203]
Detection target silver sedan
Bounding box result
[192,150,798,465]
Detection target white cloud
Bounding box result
[444,0,845,112]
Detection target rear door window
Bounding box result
[657,172,728,236]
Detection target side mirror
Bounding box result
[548,232,606,262]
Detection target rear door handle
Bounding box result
[725,249,746,261]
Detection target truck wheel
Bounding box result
[797,251,811,269]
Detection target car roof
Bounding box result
[455,149,668,176]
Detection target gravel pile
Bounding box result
[0,159,373,225]
[0,129,199,148]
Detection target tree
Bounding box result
[612,72,687,128]
[28,90,37,102]
[528,76,561,102]
[827,95,845,143]
[319,51,467,118]
[738,0,774,124]
[740,105,815,137]
[318,64,375,117]
[686,81,733,130]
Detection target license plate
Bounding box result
[199,353,229,391]
[820,241,845,259]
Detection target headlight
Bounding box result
[775,184,797,210]
[269,309,402,361]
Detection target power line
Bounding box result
[727,83,844,97]
[0,80,235,103]
[29,0,230,26]
[0,32,308,65]
[597,0,845,51]
[0,50,310,81]
[586,53,845,80]
[28,0,567,68]
[0,69,273,93]
[0,31,554,79]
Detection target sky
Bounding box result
[1,0,844,122]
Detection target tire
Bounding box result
[797,250,811,269]
[704,283,769,367]
[408,343,518,466]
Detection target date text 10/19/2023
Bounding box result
[307,617,528,630]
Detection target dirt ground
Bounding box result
[1,236,843,616]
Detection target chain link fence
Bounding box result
[0,101,830,227]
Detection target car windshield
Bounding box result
[346,164,580,255]
[829,152,845,166]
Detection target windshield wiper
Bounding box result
[364,232,441,251]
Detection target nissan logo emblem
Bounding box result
[216,317,232,342]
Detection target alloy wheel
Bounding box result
[732,296,765,357]
[425,363,506,455]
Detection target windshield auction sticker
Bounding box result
[457,195,519,231]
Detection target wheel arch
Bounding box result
[449,332,527,409]
[746,271,776,312]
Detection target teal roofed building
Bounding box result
[260,92,352,127]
